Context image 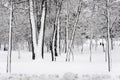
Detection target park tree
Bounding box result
[65,0,84,61]
[29,0,47,59]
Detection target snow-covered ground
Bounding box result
[0,45,120,79]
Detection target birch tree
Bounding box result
[106,0,111,72]
[66,0,83,61]
[7,0,13,73]
[37,0,47,59]
[65,0,69,54]
[29,0,47,59]
[50,0,63,61]
[29,0,37,59]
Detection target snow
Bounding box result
[0,45,120,79]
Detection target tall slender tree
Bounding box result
[29,0,47,59]
[38,0,47,59]
[65,0,69,54]
[29,0,37,59]
[106,0,111,72]
[7,0,13,73]
[51,0,63,61]
[66,0,83,61]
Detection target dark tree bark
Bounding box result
[50,41,54,61]
[31,40,35,60]
[51,24,57,61]
[37,0,47,59]
[29,0,39,59]
[50,0,63,61]
[30,20,35,60]
[65,27,67,53]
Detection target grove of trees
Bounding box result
[0,0,120,73]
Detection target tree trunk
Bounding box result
[106,0,111,72]
[89,20,93,62]
[28,41,31,52]
[7,0,13,73]
[65,2,69,54]
[105,39,108,62]
[29,0,37,56]
[38,0,46,59]
[50,41,54,61]
[52,25,57,61]
[81,40,84,54]
[29,20,36,60]
[65,16,69,54]
[111,38,113,50]
[55,29,58,59]
[51,25,57,61]
[89,35,92,62]
[66,12,80,61]
[17,43,21,59]
[65,28,67,53]
[65,0,82,61]
[57,17,60,55]
[31,39,35,60]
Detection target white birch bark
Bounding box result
[106,0,111,72]
[7,0,12,73]
[38,2,46,58]
[29,0,38,54]
[57,18,60,55]
[66,1,69,54]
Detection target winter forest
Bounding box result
[0,0,120,80]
